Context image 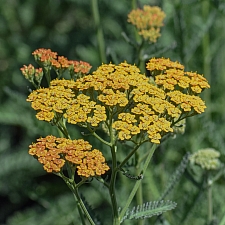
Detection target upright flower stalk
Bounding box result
[91,0,106,63]
[21,43,209,223]
[127,6,166,71]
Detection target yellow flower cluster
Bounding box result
[27,79,107,127]
[27,58,209,144]
[27,79,76,122]
[146,58,210,115]
[75,62,175,143]
[147,58,210,93]
[146,57,184,71]
[127,6,166,42]
[29,135,109,176]
[65,94,107,127]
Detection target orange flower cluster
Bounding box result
[21,49,92,88]
[128,6,166,42]
[32,48,92,75]
[32,48,57,67]
[27,58,209,144]
[29,135,109,176]
[71,60,92,74]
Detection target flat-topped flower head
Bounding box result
[32,48,57,67]
[128,6,166,42]
[69,60,92,75]
[146,57,184,71]
[27,59,209,145]
[146,58,210,94]
[27,79,76,122]
[29,135,109,176]
[30,48,92,82]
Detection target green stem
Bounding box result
[136,143,150,225]
[77,200,87,225]
[201,0,211,120]
[131,0,137,9]
[136,40,145,73]
[87,127,112,147]
[207,176,213,223]
[44,67,51,86]
[119,144,158,219]
[91,0,106,63]
[57,118,71,139]
[109,144,120,225]
[61,174,96,225]
[136,173,144,225]
[72,184,96,225]
[118,141,145,170]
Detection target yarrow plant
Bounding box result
[128,6,166,43]
[20,5,211,225]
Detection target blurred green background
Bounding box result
[1,0,225,224]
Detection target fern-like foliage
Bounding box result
[159,152,190,200]
[121,200,177,223]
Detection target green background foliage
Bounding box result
[0,0,225,224]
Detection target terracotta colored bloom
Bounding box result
[69,60,92,74]
[128,6,166,42]
[29,135,109,176]
[31,48,92,82]
[32,48,57,67]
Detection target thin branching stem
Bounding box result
[119,144,158,219]
[109,144,120,225]
[207,175,213,223]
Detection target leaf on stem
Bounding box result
[121,200,177,222]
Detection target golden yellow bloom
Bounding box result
[118,130,132,141]
[146,58,210,94]
[139,27,161,43]
[167,91,206,114]
[27,79,76,122]
[29,136,109,176]
[185,72,210,93]
[128,6,166,42]
[146,58,184,71]
[26,57,209,145]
